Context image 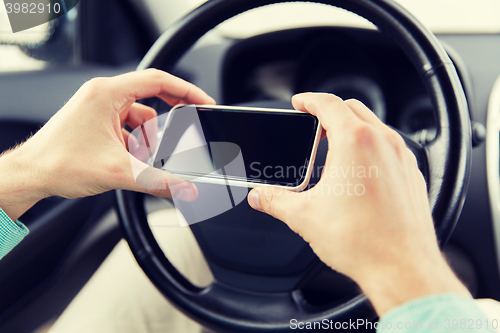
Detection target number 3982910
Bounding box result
[5,3,61,14]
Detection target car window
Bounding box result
[0,2,78,72]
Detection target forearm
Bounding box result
[356,252,471,316]
[0,145,48,221]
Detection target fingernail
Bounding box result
[172,184,197,201]
[248,190,262,211]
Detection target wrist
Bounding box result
[354,252,470,316]
[0,145,49,221]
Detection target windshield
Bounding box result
[2,0,499,45]
[0,0,498,73]
[144,0,500,37]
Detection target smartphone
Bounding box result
[151,105,321,191]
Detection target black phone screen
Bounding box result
[153,106,319,187]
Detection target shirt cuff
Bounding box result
[377,293,495,332]
[0,207,29,259]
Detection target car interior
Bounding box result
[0,0,500,332]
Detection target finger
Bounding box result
[404,147,428,195]
[110,69,216,111]
[125,130,152,163]
[123,129,150,162]
[121,128,132,149]
[162,97,185,106]
[344,98,409,151]
[292,93,361,133]
[162,96,208,107]
[345,99,385,127]
[120,102,157,129]
[124,156,198,201]
[120,103,159,161]
[248,186,301,222]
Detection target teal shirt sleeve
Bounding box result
[0,207,29,259]
[377,293,498,332]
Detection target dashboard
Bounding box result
[221,27,436,136]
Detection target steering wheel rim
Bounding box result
[116,0,471,331]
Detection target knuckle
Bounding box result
[304,93,341,110]
[148,186,165,197]
[302,98,316,112]
[351,123,376,147]
[149,177,167,192]
[134,166,166,193]
[386,130,406,151]
[320,93,343,106]
[145,68,160,74]
[345,98,364,108]
[324,93,343,101]
[105,162,128,188]
[107,162,125,177]
[405,148,419,165]
[263,190,277,216]
[83,77,106,93]
[145,68,164,80]
[261,187,286,218]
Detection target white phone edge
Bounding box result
[152,104,322,192]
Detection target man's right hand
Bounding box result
[247,93,470,315]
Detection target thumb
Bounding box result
[125,155,198,201]
[247,186,300,222]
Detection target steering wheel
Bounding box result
[116,0,471,331]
